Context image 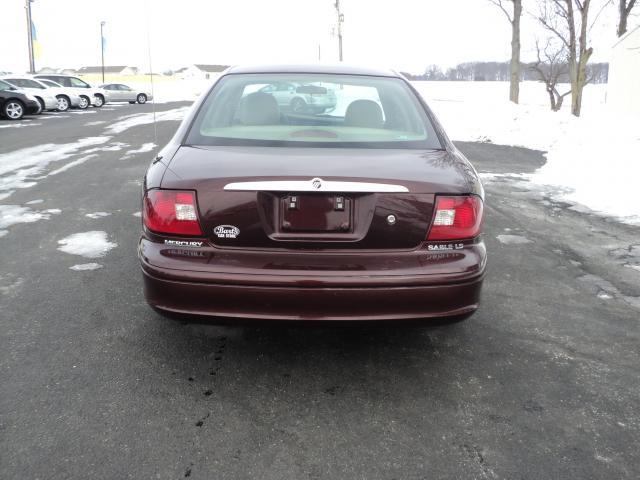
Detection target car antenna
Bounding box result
[144,0,158,157]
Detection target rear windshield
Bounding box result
[186,73,442,149]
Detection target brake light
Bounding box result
[427,195,483,240]
[143,190,203,236]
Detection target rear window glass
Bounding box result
[186,74,441,149]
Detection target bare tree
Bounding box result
[617,0,637,36]
[488,0,523,103]
[537,0,608,116]
[530,39,572,111]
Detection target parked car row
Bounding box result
[0,74,153,120]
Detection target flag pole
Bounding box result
[100,21,106,83]
[25,0,35,73]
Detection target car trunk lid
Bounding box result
[162,146,476,249]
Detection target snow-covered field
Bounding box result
[413,81,640,225]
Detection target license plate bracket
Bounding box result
[281,194,352,232]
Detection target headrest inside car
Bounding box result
[344,100,384,129]
[238,92,280,126]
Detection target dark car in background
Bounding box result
[0,79,41,120]
[1,76,59,112]
[139,65,486,322]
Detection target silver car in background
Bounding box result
[1,76,78,112]
[34,78,84,111]
[99,83,152,104]
[33,74,107,108]
[259,82,337,113]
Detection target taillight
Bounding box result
[427,195,483,241]
[143,189,203,236]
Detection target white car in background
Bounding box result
[32,78,84,111]
[33,74,107,108]
[1,76,76,112]
[99,83,153,104]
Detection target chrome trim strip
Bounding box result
[224,177,409,193]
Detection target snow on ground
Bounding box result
[0,122,42,129]
[123,142,156,158]
[0,137,110,196]
[413,81,640,225]
[57,231,117,258]
[0,205,61,230]
[85,212,111,219]
[69,263,103,271]
[105,107,190,135]
[99,142,130,152]
[497,234,533,245]
[47,154,99,176]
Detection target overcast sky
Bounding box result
[1,0,622,74]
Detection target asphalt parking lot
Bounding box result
[1,103,639,479]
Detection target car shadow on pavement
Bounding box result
[138,310,481,403]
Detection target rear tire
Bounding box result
[56,95,70,112]
[36,97,45,112]
[78,96,89,109]
[137,93,147,104]
[290,97,306,113]
[2,100,25,120]
[93,94,105,107]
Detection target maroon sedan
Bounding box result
[139,65,486,322]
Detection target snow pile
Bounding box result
[414,81,640,225]
[532,111,640,222]
[57,231,117,258]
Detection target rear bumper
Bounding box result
[139,240,486,321]
[142,268,484,321]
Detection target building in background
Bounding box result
[607,25,640,114]
[77,66,139,76]
[177,64,228,80]
[36,67,77,75]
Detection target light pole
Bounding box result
[334,0,344,62]
[100,21,106,83]
[25,0,35,73]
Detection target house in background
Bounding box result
[76,66,139,76]
[36,67,59,74]
[177,64,229,80]
[36,67,78,75]
[608,25,640,114]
